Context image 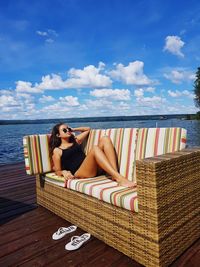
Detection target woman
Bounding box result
[49,123,136,188]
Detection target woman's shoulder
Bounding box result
[53,147,62,156]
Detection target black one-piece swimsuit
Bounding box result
[59,142,86,175]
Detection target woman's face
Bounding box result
[58,124,72,138]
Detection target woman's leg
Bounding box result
[75,146,135,188]
[98,136,118,172]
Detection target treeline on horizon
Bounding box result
[0,114,195,125]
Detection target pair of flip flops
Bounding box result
[52,225,91,251]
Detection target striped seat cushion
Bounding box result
[67,176,138,212]
[43,174,138,212]
[45,172,66,187]
[134,127,187,179]
[23,135,52,175]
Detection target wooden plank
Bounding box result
[0,162,199,267]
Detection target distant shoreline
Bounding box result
[0,114,195,125]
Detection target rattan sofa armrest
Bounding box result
[135,147,200,239]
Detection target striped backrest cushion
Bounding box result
[85,128,138,182]
[135,127,187,160]
[105,128,138,182]
[134,127,187,180]
[84,129,106,154]
[23,135,52,175]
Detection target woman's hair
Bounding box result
[49,122,76,157]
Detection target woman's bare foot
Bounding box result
[117,177,136,188]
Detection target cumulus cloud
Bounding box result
[15,63,112,93]
[163,36,185,57]
[36,30,48,36]
[39,95,55,103]
[145,86,155,93]
[0,95,18,107]
[90,88,131,100]
[36,29,58,43]
[136,95,166,108]
[0,89,13,95]
[0,90,36,116]
[86,99,113,108]
[66,62,112,88]
[164,69,195,84]
[134,87,156,97]
[134,88,144,97]
[59,96,80,106]
[109,61,152,85]
[16,81,43,93]
[168,90,194,98]
[36,74,66,90]
[46,38,54,43]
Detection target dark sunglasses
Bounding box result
[62,127,72,133]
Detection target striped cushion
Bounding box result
[134,128,187,180]
[84,129,106,154]
[105,128,138,182]
[135,128,187,159]
[67,176,138,212]
[45,172,67,187]
[23,135,52,175]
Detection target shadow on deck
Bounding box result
[0,162,199,267]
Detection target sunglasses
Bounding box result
[62,127,72,133]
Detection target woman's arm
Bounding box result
[72,126,91,144]
[52,148,74,179]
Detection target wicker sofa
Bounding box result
[23,127,200,267]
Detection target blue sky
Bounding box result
[0,0,200,120]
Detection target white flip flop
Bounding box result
[52,225,77,240]
[65,233,91,250]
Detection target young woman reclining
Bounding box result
[49,123,136,188]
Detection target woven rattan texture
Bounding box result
[36,148,200,267]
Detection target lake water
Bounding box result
[0,118,200,165]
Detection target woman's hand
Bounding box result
[62,170,75,180]
[74,127,91,144]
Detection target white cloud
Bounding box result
[36,74,66,90]
[134,87,155,97]
[164,69,195,84]
[109,61,152,85]
[59,96,80,106]
[0,95,18,107]
[0,89,13,95]
[168,90,194,98]
[47,29,58,37]
[16,81,43,93]
[145,86,155,93]
[0,91,36,116]
[134,88,144,97]
[15,63,111,93]
[118,101,130,110]
[39,95,55,103]
[136,95,166,108]
[36,30,48,36]
[66,62,112,88]
[41,103,70,114]
[45,38,54,43]
[86,99,113,108]
[163,36,185,57]
[90,88,131,100]
[36,29,58,43]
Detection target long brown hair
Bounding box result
[49,122,76,157]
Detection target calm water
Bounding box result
[0,119,200,165]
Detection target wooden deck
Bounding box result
[0,162,199,267]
